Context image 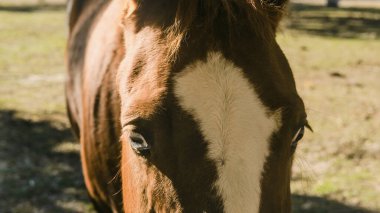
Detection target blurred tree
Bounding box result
[327,0,339,7]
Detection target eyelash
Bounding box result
[291,126,305,149]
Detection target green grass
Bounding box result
[0,6,94,213]
[0,2,379,213]
[0,9,67,117]
[278,5,380,211]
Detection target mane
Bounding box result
[164,0,288,60]
[67,0,108,33]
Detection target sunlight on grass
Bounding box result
[313,180,339,196]
[278,31,380,212]
[52,141,80,153]
[277,33,380,73]
[0,7,94,212]
[0,10,66,118]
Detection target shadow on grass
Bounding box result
[292,194,375,213]
[0,110,91,212]
[286,3,380,39]
[0,3,65,12]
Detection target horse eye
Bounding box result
[291,126,305,148]
[129,132,151,155]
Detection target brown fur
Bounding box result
[123,0,288,61]
[66,0,306,212]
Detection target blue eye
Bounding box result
[291,126,304,148]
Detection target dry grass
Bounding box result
[0,4,94,213]
[279,3,380,212]
[279,33,380,212]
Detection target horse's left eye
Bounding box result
[291,126,305,148]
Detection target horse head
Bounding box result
[116,0,307,212]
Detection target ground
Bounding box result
[0,0,379,212]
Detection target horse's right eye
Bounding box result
[291,126,305,149]
[129,132,151,155]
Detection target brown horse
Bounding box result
[66,0,308,212]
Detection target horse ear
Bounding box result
[124,0,138,18]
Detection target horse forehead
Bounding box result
[173,51,282,212]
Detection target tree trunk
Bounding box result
[327,0,339,7]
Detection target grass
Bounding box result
[0,5,94,213]
[278,4,380,211]
[280,34,380,210]
[0,1,379,213]
[0,7,67,117]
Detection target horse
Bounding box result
[65,0,308,212]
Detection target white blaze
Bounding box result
[174,52,280,213]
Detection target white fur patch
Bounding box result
[174,52,281,213]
